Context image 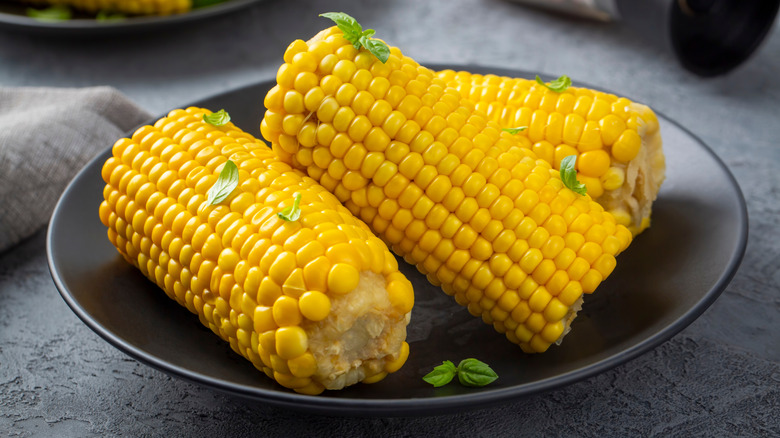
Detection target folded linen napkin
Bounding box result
[0,87,151,253]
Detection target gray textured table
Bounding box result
[2,0,779,436]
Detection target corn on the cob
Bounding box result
[98,107,413,394]
[260,24,633,353]
[20,0,190,16]
[436,70,666,235]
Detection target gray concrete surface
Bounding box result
[1,0,779,436]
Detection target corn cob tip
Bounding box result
[436,71,665,236]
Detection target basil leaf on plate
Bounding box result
[456,358,499,387]
[422,360,458,387]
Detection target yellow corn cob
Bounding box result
[98,107,413,394]
[260,25,633,353]
[20,0,190,16]
[436,70,666,235]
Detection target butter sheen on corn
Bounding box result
[99,107,412,394]
[261,26,633,353]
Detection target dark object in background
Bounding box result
[509,0,780,77]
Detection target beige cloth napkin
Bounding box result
[0,87,151,253]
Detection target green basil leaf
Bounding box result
[207,160,239,205]
[347,36,362,49]
[26,5,71,21]
[321,12,389,63]
[320,11,363,48]
[502,126,528,135]
[277,193,302,222]
[535,74,572,93]
[559,155,587,195]
[320,12,362,34]
[360,36,390,63]
[96,10,125,21]
[456,358,498,387]
[203,109,231,127]
[422,361,457,387]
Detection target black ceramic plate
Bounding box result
[47,66,747,416]
[0,0,261,36]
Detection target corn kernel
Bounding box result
[327,263,359,294]
[275,326,308,360]
[388,279,414,314]
[288,352,317,378]
[612,130,641,162]
[254,306,276,333]
[272,296,301,327]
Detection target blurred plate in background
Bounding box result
[0,0,262,36]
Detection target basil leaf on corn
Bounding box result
[560,155,587,196]
[203,109,231,126]
[207,159,238,205]
[320,12,390,63]
[502,126,527,135]
[535,75,572,93]
[277,193,302,221]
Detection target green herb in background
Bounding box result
[207,160,239,205]
[320,12,390,63]
[192,0,228,8]
[502,126,527,135]
[96,10,126,21]
[277,193,302,222]
[26,5,71,21]
[203,109,231,127]
[536,74,572,93]
[423,359,498,388]
[560,155,587,195]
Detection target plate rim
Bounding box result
[46,66,749,416]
